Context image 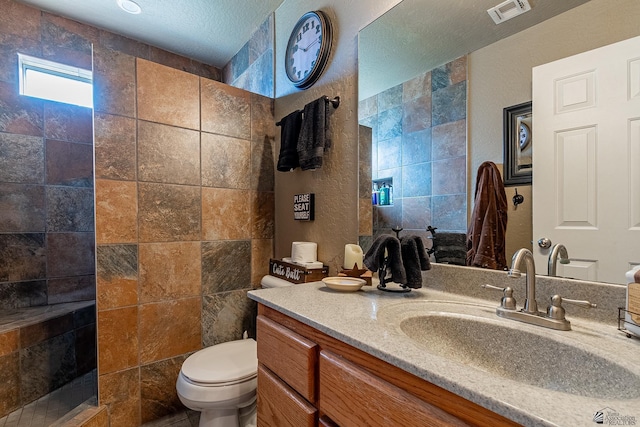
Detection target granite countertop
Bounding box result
[248,279,640,427]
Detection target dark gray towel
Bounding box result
[364,235,406,285]
[406,235,431,271]
[432,232,467,266]
[297,97,331,170]
[400,238,422,289]
[276,110,302,172]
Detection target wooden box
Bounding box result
[269,259,329,284]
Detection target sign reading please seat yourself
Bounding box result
[294,193,315,221]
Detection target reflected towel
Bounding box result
[432,232,467,266]
[466,161,508,270]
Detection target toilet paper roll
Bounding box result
[261,275,293,288]
[291,241,318,263]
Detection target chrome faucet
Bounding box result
[548,244,570,276]
[507,248,538,314]
[482,247,596,331]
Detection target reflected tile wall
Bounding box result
[359,56,468,247]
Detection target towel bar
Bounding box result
[276,95,340,126]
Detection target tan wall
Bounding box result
[468,0,640,261]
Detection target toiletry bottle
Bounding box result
[372,182,379,205]
[388,183,393,205]
[379,182,388,205]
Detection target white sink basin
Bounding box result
[379,300,640,399]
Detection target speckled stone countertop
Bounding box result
[248,265,640,427]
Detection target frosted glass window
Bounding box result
[18,53,93,108]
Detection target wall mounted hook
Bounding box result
[513,188,524,208]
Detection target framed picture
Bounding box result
[503,101,532,186]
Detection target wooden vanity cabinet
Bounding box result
[256,304,519,427]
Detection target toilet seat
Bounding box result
[181,339,257,386]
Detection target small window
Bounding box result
[18,53,93,108]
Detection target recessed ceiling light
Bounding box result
[117,0,142,14]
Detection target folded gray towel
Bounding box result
[400,238,422,289]
[407,235,431,271]
[297,97,331,171]
[432,232,467,266]
[400,235,431,289]
[277,110,302,172]
[364,235,406,285]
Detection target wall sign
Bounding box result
[294,193,315,221]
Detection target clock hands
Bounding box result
[302,39,319,52]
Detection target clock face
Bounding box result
[519,122,531,150]
[285,11,332,89]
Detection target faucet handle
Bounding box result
[546,295,597,320]
[561,297,597,309]
[481,284,517,310]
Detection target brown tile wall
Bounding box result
[94,57,275,425]
[2,0,274,425]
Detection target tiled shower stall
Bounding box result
[0,1,276,425]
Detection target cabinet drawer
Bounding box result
[257,365,317,427]
[319,350,469,427]
[257,315,317,402]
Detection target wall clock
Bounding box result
[285,10,333,89]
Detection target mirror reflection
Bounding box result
[357,0,640,284]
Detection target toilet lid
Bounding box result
[182,339,257,385]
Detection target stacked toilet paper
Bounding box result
[283,241,323,269]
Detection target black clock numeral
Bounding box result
[297,33,302,42]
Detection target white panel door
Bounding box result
[532,35,640,284]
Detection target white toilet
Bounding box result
[176,275,293,427]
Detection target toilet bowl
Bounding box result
[176,339,258,427]
[176,276,292,426]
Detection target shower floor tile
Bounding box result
[0,370,96,427]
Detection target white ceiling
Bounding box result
[359,0,592,100]
[17,0,284,68]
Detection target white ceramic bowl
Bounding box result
[322,276,366,292]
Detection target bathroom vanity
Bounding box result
[248,267,640,427]
[255,304,515,426]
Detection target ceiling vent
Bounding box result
[487,0,531,24]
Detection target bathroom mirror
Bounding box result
[358,0,639,285]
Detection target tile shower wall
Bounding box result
[359,56,467,247]
[223,14,274,98]
[0,4,95,311]
[1,0,274,425]
[0,2,98,417]
[94,56,275,426]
